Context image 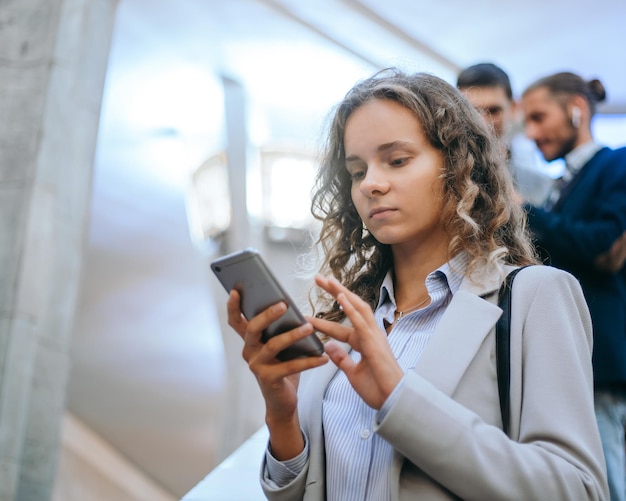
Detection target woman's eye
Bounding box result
[390,157,408,167]
[350,170,365,181]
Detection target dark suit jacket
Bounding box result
[526,146,626,386]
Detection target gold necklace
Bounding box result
[394,295,430,322]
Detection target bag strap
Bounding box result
[496,266,530,436]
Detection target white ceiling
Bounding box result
[68,0,626,496]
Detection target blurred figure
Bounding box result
[521,71,626,501]
[457,63,553,205]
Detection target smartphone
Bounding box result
[210,248,324,361]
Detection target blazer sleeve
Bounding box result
[374,267,608,500]
[261,455,310,500]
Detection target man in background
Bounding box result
[521,71,626,501]
[457,63,553,205]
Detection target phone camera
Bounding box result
[214,266,222,272]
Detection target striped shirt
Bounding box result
[265,253,468,499]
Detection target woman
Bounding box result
[226,69,608,500]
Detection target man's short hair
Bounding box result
[457,63,513,100]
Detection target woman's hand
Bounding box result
[309,275,403,409]
[226,289,328,459]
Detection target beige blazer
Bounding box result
[261,263,609,500]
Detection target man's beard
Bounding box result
[550,126,579,162]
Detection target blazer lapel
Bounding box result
[413,274,502,396]
[298,342,346,497]
[300,345,343,412]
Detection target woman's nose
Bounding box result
[360,166,390,196]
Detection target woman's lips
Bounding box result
[369,207,397,219]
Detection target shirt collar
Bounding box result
[377,252,469,311]
[564,141,603,174]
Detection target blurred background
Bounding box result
[2,0,626,499]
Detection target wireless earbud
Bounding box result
[572,106,581,128]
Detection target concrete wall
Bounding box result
[0,1,117,498]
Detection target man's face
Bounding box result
[521,87,578,162]
[460,85,515,140]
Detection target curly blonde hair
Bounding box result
[311,69,538,321]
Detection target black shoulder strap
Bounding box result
[496,266,530,436]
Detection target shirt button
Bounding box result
[360,429,371,439]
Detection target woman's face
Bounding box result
[343,98,450,255]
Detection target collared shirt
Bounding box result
[544,141,603,210]
[564,140,603,175]
[265,253,469,500]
